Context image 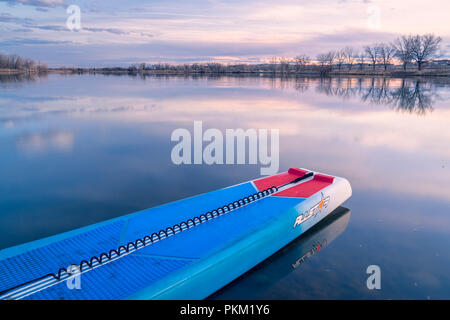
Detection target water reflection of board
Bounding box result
[0,168,351,300]
[210,207,351,299]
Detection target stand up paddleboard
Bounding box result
[0,168,351,300]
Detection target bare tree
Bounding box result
[316,53,328,68]
[378,43,395,70]
[294,54,310,72]
[0,53,40,70]
[393,35,413,70]
[356,52,366,70]
[7,54,18,69]
[15,56,25,69]
[335,50,346,71]
[364,45,379,71]
[326,51,336,70]
[24,58,35,70]
[315,51,335,73]
[0,53,7,68]
[138,62,146,71]
[37,61,48,72]
[279,57,290,73]
[269,56,278,72]
[344,46,355,70]
[410,34,442,70]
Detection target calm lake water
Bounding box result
[1,73,449,299]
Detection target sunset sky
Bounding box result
[0,0,449,67]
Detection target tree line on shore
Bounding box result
[127,34,444,74]
[0,53,48,72]
[316,34,442,72]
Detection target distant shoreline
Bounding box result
[0,69,33,75]
[51,68,450,77]
[2,67,450,77]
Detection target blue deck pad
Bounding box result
[134,196,305,259]
[25,256,193,300]
[0,221,124,293]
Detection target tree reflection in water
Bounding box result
[0,73,444,115]
[315,76,442,115]
[0,72,48,85]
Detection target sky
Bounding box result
[0,0,449,67]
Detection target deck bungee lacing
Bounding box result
[0,171,314,300]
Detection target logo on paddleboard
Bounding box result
[293,192,330,228]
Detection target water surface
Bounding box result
[1,74,449,299]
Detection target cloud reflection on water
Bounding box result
[15,130,74,154]
[1,74,449,202]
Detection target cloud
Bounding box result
[0,0,65,8]
[0,12,32,24]
[0,13,152,38]
[31,25,67,32]
[11,28,33,32]
[0,38,73,46]
[16,130,74,153]
[83,27,130,36]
